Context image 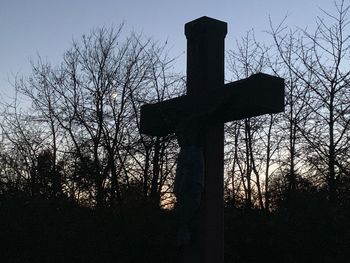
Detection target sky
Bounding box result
[0,0,335,100]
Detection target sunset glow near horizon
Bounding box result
[0,0,334,100]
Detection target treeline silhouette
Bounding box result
[1,193,349,262]
[1,1,350,262]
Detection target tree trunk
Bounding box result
[109,153,121,208]
[245,119,252,209]
[143,147,151,201]
[328,88,336,203]
[150,137,161,208]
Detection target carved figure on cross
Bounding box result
[174,118,205,247]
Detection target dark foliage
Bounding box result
[0,193,177,263]
[225,192,350,263]
[1,191,349,263]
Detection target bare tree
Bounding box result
[270,0,350,203]
[0,97,49,198]
[126,39,184,208]
[226,31,282,210]
[7,25,183,209]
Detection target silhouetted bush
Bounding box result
[1,190,349,263]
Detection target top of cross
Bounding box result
[185,16,227,38]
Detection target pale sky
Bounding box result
[0,0,334,99]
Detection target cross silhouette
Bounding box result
[140,16,284,263]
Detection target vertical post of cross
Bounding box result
[185,17,227,263]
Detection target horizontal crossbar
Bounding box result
[140,73,284,136]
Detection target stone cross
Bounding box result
[140,17,284,263]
